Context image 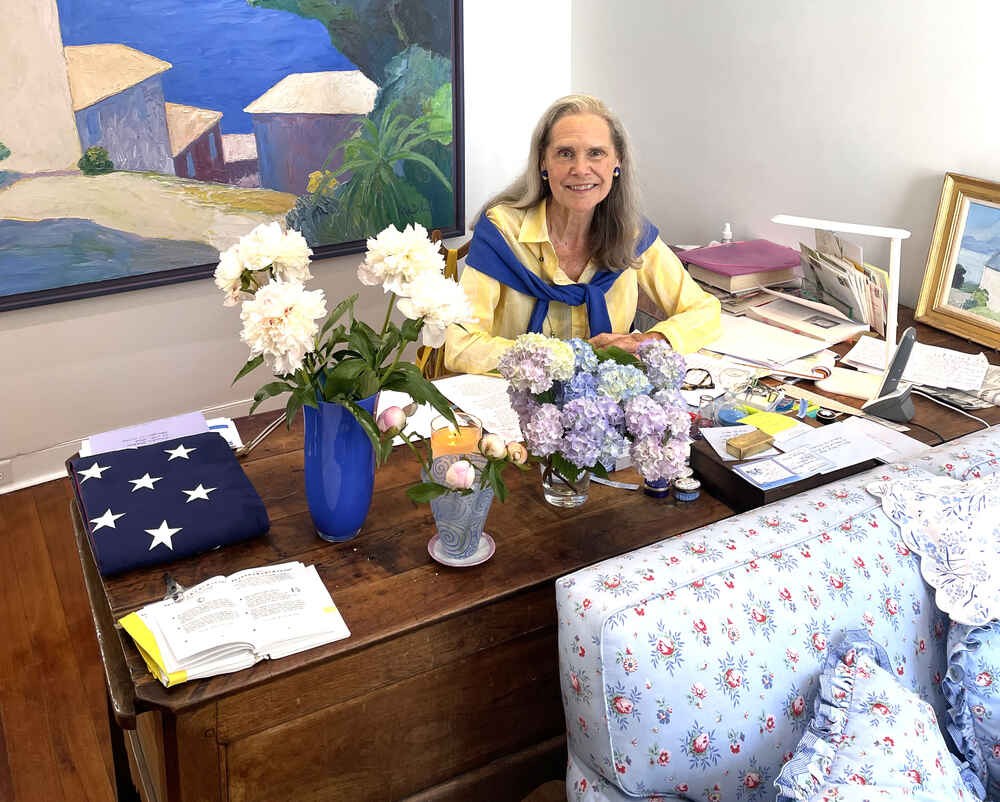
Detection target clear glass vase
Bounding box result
[539,462,590,508]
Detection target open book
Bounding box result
[119,562,350,687]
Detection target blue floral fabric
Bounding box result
[557,427,1000,802]
[945,621,1000,801]
[775,630,984,801]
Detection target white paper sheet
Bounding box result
[773,446,834,476]
[432,374,524,442]
[835,416,930,462]
[773,421,893,472]
[704,313,827,365]
[86,412,208,456]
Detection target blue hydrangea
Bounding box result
[568,337,599,373]
[563,370,598,402]
[596,360,653,402]
[561,397,614,468]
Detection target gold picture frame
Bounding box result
[916,172,1000,348]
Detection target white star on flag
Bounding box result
[182,484,217,503]
[78,462,111,483]
[165,443,197,461]
[145,520,182,550]
[90,508,125,531]
[129,473,163,492]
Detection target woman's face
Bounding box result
[541,113,620,218]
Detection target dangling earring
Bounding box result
[541,170,549,181]
[613,166,621,178]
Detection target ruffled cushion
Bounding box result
[867,471,1000,626]
[945,622,1000,801]
[775,630,984,801]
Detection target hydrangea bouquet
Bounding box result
[216,221,475,462]
[497,335,691,498]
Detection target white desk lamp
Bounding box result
[770,214,911,365]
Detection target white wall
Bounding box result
[0,1,571,488]
[571,0,1000,306]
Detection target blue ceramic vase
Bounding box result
[426,455,494,559]
[303,393,378,542]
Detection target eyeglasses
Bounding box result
[682,368,714,391]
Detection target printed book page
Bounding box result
[433,374,523,442]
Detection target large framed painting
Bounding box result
[916,173,1000,349]
[0,0,464,312]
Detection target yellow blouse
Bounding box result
[444,200,722,374]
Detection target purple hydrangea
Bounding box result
[523,403,564,457]
[623,394,670,439]
[638,339,687,392]
[593,394,624,428]
[508,386,540,424]
[653,389,692,440]
[561,397,614,468]
[630,434,689,482]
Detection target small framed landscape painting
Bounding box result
[916,173,1000,349]
[0,0,464,312]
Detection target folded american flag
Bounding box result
[69,432,270,576]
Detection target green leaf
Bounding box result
[590,462,609,479]
[319,295,357,340]
[423,82,453,146]
[232,354,265,385]
[484,461,508,503]
[355,368,382,400]
[595,346,642,367]
[399,316,423,343]
[405,482,450,504]
[382,363,456,426]
[327,358,368,381]
[342,400,386,463]
[375,328,401,366]
[283,386,313,429]
[249,381,293,415]
[550,453,583,484]
[348,323,377,364]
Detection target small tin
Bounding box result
[672,476,701,502]
[643,477,672,499]
[816,408,840,424]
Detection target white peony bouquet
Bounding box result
[216,221,475,462]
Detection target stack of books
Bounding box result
[680,239,803,294]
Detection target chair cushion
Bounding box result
[775,630,984,801]
[945,622,1000,801]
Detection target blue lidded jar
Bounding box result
[643,477,672,499]
[672,476,701,502]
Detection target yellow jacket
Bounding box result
[444,200,722,374]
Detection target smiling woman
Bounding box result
[444,93,722,375]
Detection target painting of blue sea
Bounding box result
[0,0,460,310]
[946,199,1000,323]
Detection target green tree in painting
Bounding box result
[287,99,451,244]
[0,141,9,163]
[78,146,114,175]
[963,287,990,310]
[252,0,457,241]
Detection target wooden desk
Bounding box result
[72,420,735,802]
[74,309,1000,802]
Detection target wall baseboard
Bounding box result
[0,397,274,495]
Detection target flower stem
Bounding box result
[380,292,397,336]
[398,429,431,475]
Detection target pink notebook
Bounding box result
[680,239,801,276]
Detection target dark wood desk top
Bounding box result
[76,307,1000,721]
[79,416,735,716]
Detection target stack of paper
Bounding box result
[842,336,989,391]
[704,314,827,366]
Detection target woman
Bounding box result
[444,94,721,375]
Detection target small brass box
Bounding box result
[725,429,774,459]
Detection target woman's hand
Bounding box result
[588,331,666,354]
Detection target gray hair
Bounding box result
[482,94,644,272]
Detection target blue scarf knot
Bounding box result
[467,212,658,336]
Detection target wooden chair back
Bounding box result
[415,229,470,379]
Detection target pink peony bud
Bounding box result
[376,406,406,435]
[506,442,528,464]
[479,433,506,459]
[444,459,476,490]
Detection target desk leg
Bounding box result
[108,695,141,802]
